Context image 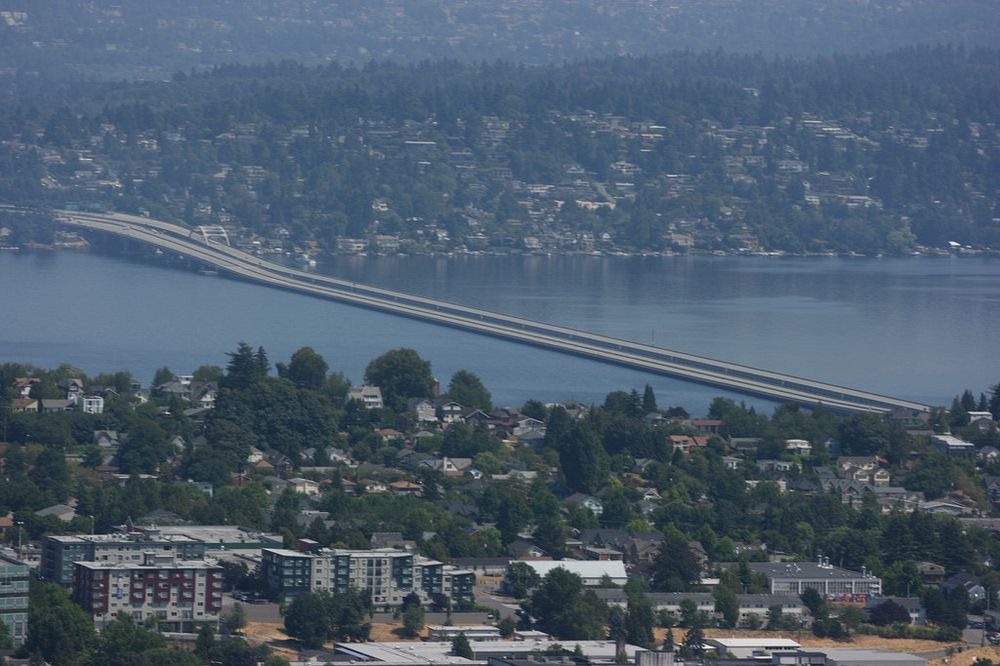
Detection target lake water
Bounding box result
[1,250,997,414]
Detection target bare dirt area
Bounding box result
[928,645,1000,665]
[369,622,424,641]
[241,622,300,660]
[243,620,420,646]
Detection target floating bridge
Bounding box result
[53,208,932,416]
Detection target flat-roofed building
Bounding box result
[42,533,207,586]
[427,625,501,641]
[803,648,926,666]
[705,637,801,659]
[0,552,29,646]
[72,552,223,632]
[333,640,644,664]
[521,559,628,586]
[261,547,474,609]
[742,559,881,599]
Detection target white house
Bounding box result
[348,386,384,410]
[80,395,105,414]
[289,478,320,496]
[785,439,812,455]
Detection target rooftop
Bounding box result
[744,561,878,581]
[48,533,201,545]
[76,558,220,571]
[522,559,627,580]
[332,640,643,665]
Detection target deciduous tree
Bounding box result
[364,349,434,411]
[446,370,492,410]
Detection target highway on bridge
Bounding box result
[53,208,931,415]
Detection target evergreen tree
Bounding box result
[641,384,657,413]
[681,622,705,658]
[560,423,609,494]
[451,633,473,659]
[222,342,265,390]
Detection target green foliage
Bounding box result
[625,592,656,648]
[117,418,170,473]
[0,619,12,650]
[527,568,608,640]
[559,422,609,494]
[521,399,547,421]
[446,370,492,411]
[441,421,499,458]
[227,603,248,631]
[800,588,825,616]
[838,413,890,456]
[26,579,96,666]
[451,633,473,659]
[497,616,517,638]
[651,533,702,592]
[504,562,542,599]
[191,365,223,383]
[364,349,435,411]
[283,593,332,648]
[713,586,739,629]
[641,385,657,414]
[402,605,425,637]
[868,599,912,626]
[212,372,339,463]
[138,647,203,665]
[680,616,705,658]
[280,347,329,391]
[283,590,372,648]
[221,342,269,390]
[152,367,176,387]
[92,612,166,666]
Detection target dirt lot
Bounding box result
[928,645,1000,665]
[242,620,423,650]
[241,622,300,661]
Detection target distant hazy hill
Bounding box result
[1,0,999,79]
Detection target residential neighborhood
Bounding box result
[1,348,999,664]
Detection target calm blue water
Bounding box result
[1,250,997,414]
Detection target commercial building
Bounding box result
[743,559,881,599]
[521,559,628,586]
[0,553,29,647]
[71,552,223,632]
[427,625,501,642]
[794,648,925,666]
[261,547,475,609]
[705,637,801,659]
[331,640,644,665]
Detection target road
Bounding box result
[53,208,932,415]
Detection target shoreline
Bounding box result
[2,242,996,261]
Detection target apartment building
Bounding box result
[261,547,475,609]
[0,553,29,646]
[42,526,282,586]
[42,533,206,586]
[72,552,223,632]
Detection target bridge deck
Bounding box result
[54,209,931,415]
